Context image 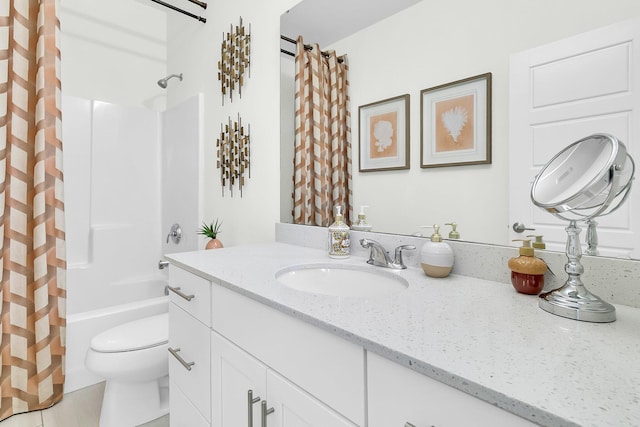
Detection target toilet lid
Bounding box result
[90,312,169,353]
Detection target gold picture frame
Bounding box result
[358,94,410,172]
[420,73,492,168]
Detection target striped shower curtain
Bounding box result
[0,0,66,420]
[292,36,352,226]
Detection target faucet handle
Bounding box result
[359,238,377,248]
[394,245,416,269]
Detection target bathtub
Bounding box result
[65,294,169,393]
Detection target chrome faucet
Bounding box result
[359,238,415,270]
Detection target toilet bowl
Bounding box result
[85,312,169,427]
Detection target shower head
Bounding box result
[157,73,183,88]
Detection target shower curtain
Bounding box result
[0,0,66,420]
[292,36,352,226]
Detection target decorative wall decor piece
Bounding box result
[421,73,492,168]
[217,114,251,197]
[358,94,410,172]
[218,16,251,105]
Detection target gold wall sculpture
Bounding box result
[218,16,251,104]
[217,114,251,197]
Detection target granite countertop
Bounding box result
[165,242,640,427]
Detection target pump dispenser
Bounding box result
[328,205,350,258]
[351,205,372,232]
[527,234,546,249]
[508,239,547,294]
[420,224,454,278]
[445,222,460,239]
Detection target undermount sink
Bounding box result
[275,264,409,297]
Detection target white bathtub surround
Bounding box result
[276,222,640,308]
[165,238,640,426]
[161,93,205,255]
[62,94,203,393]
[63,95,165,315]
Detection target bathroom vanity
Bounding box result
[165,240,640,427]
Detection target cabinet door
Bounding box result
[264,370,358,427]
[170,380,210,427]
[367,352,536,427]
[211,331,267,427]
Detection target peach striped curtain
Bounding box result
[0,0,66,420]
[293,36,352,226]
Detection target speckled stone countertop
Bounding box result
[165,242,640,427]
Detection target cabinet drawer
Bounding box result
[212,283,365,426]
[168,266,211,327]
[169,303,211,423]
[367,352,536,427]
[170,379,210,427]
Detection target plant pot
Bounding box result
[205,238,223,249]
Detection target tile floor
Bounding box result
[0,382,169,427]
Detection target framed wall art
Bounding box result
[358,94,410,172]
[420,73,491,168]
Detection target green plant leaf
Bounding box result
[197,219,222,239]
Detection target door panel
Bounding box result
[509,17,640,258]
[265,370,357,427]
[211,332,267,427]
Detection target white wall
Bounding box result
[59,0,167,110]
[290,0,640,244]
[166,0,302,246]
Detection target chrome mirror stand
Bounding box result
[538,221,616,323]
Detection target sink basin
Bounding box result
[275,264,408,297]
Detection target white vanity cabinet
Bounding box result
[167,267,212,427]
[210,282,364,427]
[367,352,537,427]
[167,262,539,427]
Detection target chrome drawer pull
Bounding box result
[168,347,195,371]
[261,400,274,427]
[167,285,195,301]
[247,390,260,427]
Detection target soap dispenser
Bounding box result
[508,239,547,295]
[445,222,460,239]
[351,205,372,232]
[420,224,454,278]
[328,205,350,259]
[527,234,546,250]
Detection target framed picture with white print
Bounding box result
[421,73,492,168]
[358,94,410,172]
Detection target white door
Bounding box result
[509,17,640,258]
[211,332,267,427]
[264,370,358,427]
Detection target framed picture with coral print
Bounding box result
[420,73,492,168]
[358,94,410,172]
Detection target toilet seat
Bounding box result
[90,312,168,353]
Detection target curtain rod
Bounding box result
[187,0,207,9]
[149,0,207,23]
[280,35,344,63]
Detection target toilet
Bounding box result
[85,312,169,427]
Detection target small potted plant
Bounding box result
[198,219,223,249]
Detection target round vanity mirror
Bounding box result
[530,133,635,323]
[531,134,634,218]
